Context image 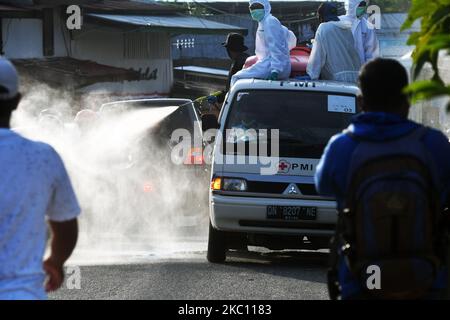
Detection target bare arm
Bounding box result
[44,218,78,292]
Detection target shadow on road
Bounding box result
[223,249,329,284]
[228,249,328,266]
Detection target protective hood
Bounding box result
[345,0,364,19]
[249,0,271,19]
[347,112,419,141]
[329,19,353,30]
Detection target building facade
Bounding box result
[0,0,246,102]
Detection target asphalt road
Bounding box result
[49,243,329,300]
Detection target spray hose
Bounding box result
[194,91,223,103]
[170,91,223,117]
[190,91,223,116]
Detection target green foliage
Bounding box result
[402,0,450,109]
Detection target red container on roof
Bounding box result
[243,46,311,78]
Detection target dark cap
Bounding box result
[318,3,340,22]
[222,33,248,52]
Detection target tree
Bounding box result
[402,0,450,110]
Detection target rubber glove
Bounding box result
[267,71,279,81]
[207,95,218,104]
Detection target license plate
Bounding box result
[266,206,317,221]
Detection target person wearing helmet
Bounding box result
[38,108,64,131]
[230,0,296,86]
[339,0,380,64]
[74,109,99,134]
[39,108,63,121]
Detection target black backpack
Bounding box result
[328,127,446,299]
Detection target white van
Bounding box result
[206,79,359,262]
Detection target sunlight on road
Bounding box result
[67,234,208,266]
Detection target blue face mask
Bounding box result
[250,9,265,22]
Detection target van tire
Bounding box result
[207,221,227,263]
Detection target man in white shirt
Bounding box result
[0,58,80,300]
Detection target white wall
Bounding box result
[2,19,43,59]
[2,10,69,59]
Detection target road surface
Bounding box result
[49,236,329,300]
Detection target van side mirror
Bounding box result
[201,114,218,132]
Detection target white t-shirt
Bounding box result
[0,129,81,300]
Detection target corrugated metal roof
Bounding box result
[13,57,142,88]
[0,0,33,5]
[0,0,184,14]
[0,4,31,11]
[83,0,183,14]
[86,13,248,35]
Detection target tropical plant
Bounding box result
[402,0,450,109]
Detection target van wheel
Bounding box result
[207,221,227,263]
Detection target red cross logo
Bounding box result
[278,160,290,173]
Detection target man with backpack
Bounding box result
[315,58,450,299]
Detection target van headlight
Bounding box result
[222,178,247,191]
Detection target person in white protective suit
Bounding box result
[305,3,362,83]
[230,0,297,86]
[339,0,379,64]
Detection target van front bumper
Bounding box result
[210,193,337,236]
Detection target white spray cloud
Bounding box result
[11,82,209,264]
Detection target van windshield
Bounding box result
[224,90,356,158]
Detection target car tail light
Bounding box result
[211,177,222,191]
[184,147,204,165]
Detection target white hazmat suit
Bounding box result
[306,19,362,83]
[231,0,296,86]
[339,0,380,64]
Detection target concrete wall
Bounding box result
[2,18,44,59]
[2,10,69,59]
